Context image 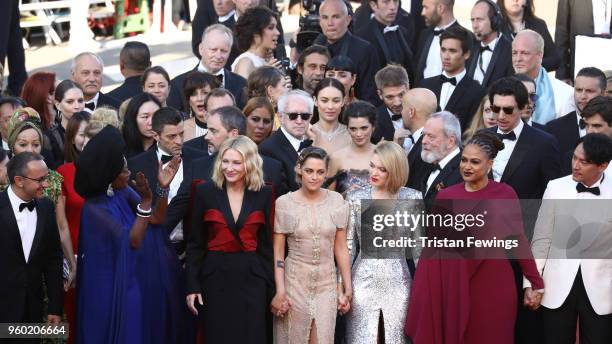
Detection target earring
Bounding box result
[106,184,114,197]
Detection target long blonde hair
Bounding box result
[211,135,264,191]
[463,95,491,143]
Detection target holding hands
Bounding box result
[271,292,292,318]
[523,287,543,310]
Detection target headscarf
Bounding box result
[7,107,44,152]
[74,125,126,199]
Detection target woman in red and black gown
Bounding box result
[185,135,274,343]
[405,130,544,344]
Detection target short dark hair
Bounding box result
[440,26,473,55]
[577,133,612,165]
[182,71,220,106]
[120,41,151,72]
[204,88,236,111]
[581,96,612,125]
[235,6,278,53]
[64,111,91,163]
[297,45,330,69]
[343,100,377,127]
[0,96,26,109]
[7,152,44,185]
[576,67,607,91]
[375,64,410,90]
[313,77,346,99]
[326,55,356,74]
[513,73,536,90]
[152,107,183,134]
[488,77,529,110]
[54,79,82,103]
[141,66,171,86]
[209,106,247,135]
[122,92,162,153]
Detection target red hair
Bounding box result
[21,72,56,130]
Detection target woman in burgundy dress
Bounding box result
[405,130,544,344]
[185,135,274,343]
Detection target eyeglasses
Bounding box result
[528,92,538,103]
[286,112,312,121]
[20,174,49,184]
[490,105,516,115]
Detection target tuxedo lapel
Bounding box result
[445,77,470,110]
[0,192,25,262]
[29,201,45,262]
[502,127,533,182]
[426,154,460,198]
[278,131,299,162]
[418,30,435,74]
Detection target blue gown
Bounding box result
[76,187,184,344]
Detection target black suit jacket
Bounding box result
[0,191,63,322]
[127,145,203,203]
[418,74,486,132]
[355,18,416,81]
[555,0,597,80]
[406,135,434,190]
[419,152,463,210]
[372,105,396,143]
[183,135,210,153]
[164,152,283,232]
[97,92,120,110]
[415,21,471,84]
[545,111,581,157]
[167,66,247,112]
[259,129,301,193]
[466,34,513,89]
[531,121,546,131]
[487,125,561,199]
[107,75,142,104]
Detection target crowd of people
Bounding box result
[1,0,612,343]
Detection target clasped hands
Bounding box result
[271,292,292,318]
[523,287,543,310]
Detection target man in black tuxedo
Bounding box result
[71,52,121,111]
[466,0,513,89]
[418,26,486,132]
[415,0,470,84]
[546,67,607,166]
[128,107,204,204]
[355,0,416,81]
[108,42,152,103]
[313,0,382,105]
[183,88,237,153]
[0,152,63,326]
[372,65,411,143]
[168,24,247,112]
[575,96,612,176]
[0,0,27,96]
[488,77,560,200]
[353,0,420,48]
[418,111,463,210]
[260,89,315,193]
[165,106,283,235]
[514,73,545,130]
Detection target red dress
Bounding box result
[57,162,85,344]
[405,181,544,344]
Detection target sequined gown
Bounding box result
[273,190,349,344]
[345,186,424,344]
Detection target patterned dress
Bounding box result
[345,186,424,344]
[273,190,349,343]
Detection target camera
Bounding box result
[295,0,323,52]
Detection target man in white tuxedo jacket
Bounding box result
[524,133,612,343]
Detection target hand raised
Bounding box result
[132,171,152,201]
[158,156,181,189]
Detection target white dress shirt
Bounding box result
[426,147,460,192]
[156,148,183,202]
[218,9,236,23]
[281,126,303,152]
[592,0,611,34]
[575,112,587,138]
[439,69,466,111]
[424,20,457,79]
[493,119,525,182]
[473,34,500,84]
[197,62,225,87]
[387,108,403,131]
[8,186,37,263]
[2,139,9,152]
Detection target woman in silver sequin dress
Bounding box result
[345,141,424,344]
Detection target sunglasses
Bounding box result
[490,105,515,115]
[286,112,312,121]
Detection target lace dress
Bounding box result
[345,185,424,344]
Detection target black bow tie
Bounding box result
[161,154,174,164]
[579,118,586,130]
[433,29,444,36]
[576,183,600,195]
[432,163,442,172]
[480,45,491,53]
[440,75,457,86]
[84,102,95,111]
[497,131,517,141]
[19,199,37,212]
[391,114,402,121]
[298,139,313,152]
[216,73,224,84]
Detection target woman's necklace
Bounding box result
[318,122,342,142]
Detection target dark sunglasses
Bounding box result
[528,92,538,103]
[490,105,515,115]
[286,112,312,121]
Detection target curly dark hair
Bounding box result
[235,6,278,53]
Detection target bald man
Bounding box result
[512,30,574,124]
[313,0,382,105]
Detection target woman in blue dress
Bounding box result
[74,125,183,343]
